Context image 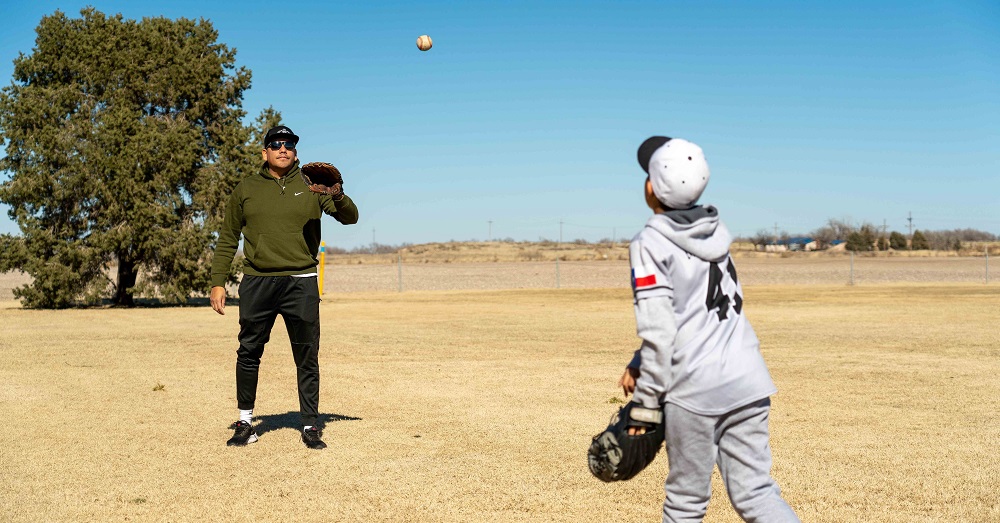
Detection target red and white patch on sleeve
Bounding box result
[631,265,658,289]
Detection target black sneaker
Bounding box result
[302,427,327,450]
[227,420,258,446]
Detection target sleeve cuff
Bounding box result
[627,349,642,369]
[631,388,662,410]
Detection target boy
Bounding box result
[618,136,799,522]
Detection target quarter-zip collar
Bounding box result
[259,160,302,195]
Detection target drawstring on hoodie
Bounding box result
[263,161,297,195]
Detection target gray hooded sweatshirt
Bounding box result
[628,206,777,415]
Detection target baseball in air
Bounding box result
[416,35,433,51]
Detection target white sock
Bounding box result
[239,409,253,424]
[304,425,313,431]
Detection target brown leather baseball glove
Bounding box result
[300,162,345,199]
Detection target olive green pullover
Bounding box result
[210,161,359,288]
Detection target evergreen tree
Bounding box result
[0,9,273,307]
[911,230,930,250]
[846,224,877,252]
[889,231,907,250]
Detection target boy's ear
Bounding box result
[644,177,666,213]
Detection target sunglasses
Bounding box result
[266,140,296,151]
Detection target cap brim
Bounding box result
[265,134,299,145]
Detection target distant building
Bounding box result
[826,239,847,252]
[766,237,817,252]
[786,237,817,251]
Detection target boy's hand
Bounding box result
[618,366,640,397]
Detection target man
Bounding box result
[209,125,359,450]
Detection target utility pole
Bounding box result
[559,220,564,245]
[773,222,779,244]
[907,212,914,250]
[488,220,493,242]
[882,219,888,250]
[372,228,376,253]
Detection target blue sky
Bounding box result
[1,1,997,249]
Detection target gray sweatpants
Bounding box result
[661,398,799,523]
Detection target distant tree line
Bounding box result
[323,237,635,255]
[323,243,414,255]
[742,219,996,252]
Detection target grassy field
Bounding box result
[1,283,997,522]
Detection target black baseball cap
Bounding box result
[263,125,299,146]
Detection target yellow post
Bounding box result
[319,241,326,295]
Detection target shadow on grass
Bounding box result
[230,411,362,437]
[107,296,241,308]
[10,296,243,310]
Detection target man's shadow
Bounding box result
[231,411,361,437]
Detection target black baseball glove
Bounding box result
[300,162,345,199]
[588,401,665,482]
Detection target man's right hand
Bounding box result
[210,286,227,315]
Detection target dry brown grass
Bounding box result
[1,283,998,522]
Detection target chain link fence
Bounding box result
[0,254,992,301]
[318,254,994,295]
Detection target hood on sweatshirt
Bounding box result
[644,205,732,262]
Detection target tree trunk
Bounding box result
[114,256,137,306]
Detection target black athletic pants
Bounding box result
[236,275,321,427]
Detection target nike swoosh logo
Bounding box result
[295,192,305,196]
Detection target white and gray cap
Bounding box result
[637,136,710,209]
